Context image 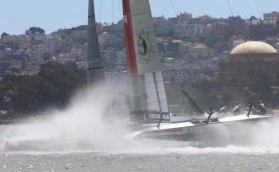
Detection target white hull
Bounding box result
[125,114,273,144]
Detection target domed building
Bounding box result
[218,41,279,86]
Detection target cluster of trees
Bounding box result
[1,27,45,41]
[0,62,86,118]
[26,27,45,35]
[1,32,9,40]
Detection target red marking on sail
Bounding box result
[123,0,138,74]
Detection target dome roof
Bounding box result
[231,41,277,54]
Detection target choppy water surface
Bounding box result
[1,87,279,171]
[1,149,279,172]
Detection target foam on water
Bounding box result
[108,145,279,155]
[1,86,279,155]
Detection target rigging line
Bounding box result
[117,0,122,21]
[227,0,248,64]
[111,0,115,23]
[111,0,116,71]
[226,0,248,57]
[111,0,115,48]
[111,0,117,109]
[226,0,240,35]
[169,0,182,76]
[226,0,252,93]
[98,0,103,23]
[170,0,178,16]
[110,0,115,117]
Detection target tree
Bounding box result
[1,32,9,40]
[0,62,86,118]
[249,16,257,21]
[38,62,86,107]
[0,75,38,115]
[28,27,45,34]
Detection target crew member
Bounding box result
[219,106,228,113]
[247,103,253,117]
[206,106,213,124]
[258,100,266,115]
[232,104,241,115]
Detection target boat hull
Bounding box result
[126,114,274,145]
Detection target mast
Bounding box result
[123,0,170,124]
[123,0,138,74]
[87,0,105,87]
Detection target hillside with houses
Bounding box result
[1,11,278,83]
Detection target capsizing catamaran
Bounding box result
[119,0,274,142]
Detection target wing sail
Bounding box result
[123,0,170,123]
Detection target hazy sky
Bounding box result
[0,0,278,35]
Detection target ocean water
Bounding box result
[1,146,279,172]
[1,87,279,171]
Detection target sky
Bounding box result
[0,0,278,35]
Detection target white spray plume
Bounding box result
[0,86,134,152]
[248,117,279,146]
[1,85,279,154]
